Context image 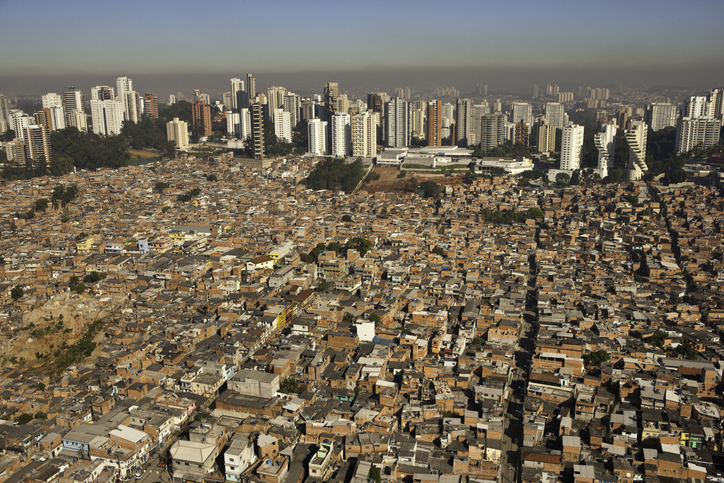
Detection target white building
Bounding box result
[267,86,286,116]
[90,99,124,136]
[67,109,87,132]
[166,117,189,149]
[511,102,533,129]
[42,93,63,109]
[283,92,300,128]
[12,112,35,140]
[626,120,648,180]
[354,321,375,343]
[646,103,677,131]
[675,117,721,155]
[116,76,132,120]
[685,96,707,119]
[273,108,292,143]
[239,108,251,142]
[308,118,327,155]
[226,111,240,137]
[125,90,141,123]
[537,118,555,153]
[560,124,584,171]
[24,125,51,161]
[62,87,84,126]
[330,112,350,157]
[455,98,472,145]
[351,110,376,158]
[385,97,409,148]
[594,123,616,178]
[230,78,244,110]
[479,112,506,153]
[544,102,566,130]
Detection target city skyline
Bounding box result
[2,0,724,96]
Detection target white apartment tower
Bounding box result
[685,96,707,119]
[544,102,566,130]
[351,110,376,158]
[537,118,555,153]
[646,103,677,131]
[116,76,133,120]
[166,117,189,149]
[385,98,409,148]
[90,99,124,136]
[273,108,292,143]
[230,78,244,110]
[23,125,51,162]
[62,86,85,126]
[331,113,351,157]
[307,118,328,155]
[479,112,506,153]
[675,117,721,154]
[594,123,616,178]
[560,124,584,171]
[283,92,300,128]
[625,120,648,180]
[511,102,533,129]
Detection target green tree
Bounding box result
[11,286,23,300]
[14,413,33,425]
[583,350,610,367]
[154,181,170,193]
[419,180,441,198]
[432,246,445,257]
[370,313,381,326]
[555,172,570,186]
[368,466,381,483]
[346,237,373,256]
[35,198,49,212]
[341,214,352,222]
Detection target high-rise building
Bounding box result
[514,122,529,146]
[246,74,256,102]
[230,78,244,110]
[12,112,35,140]
[594,123,616,178]
[308,118,328,155]
[42,93,62,109]
[34,109,54,133]
[625,120,648,180]
[367,94,383,114]
[532,84,539,99]
[385,98,409,148]
[283,92,300,128]
[226,111,239,138]
[143,93,158,119]
[545,102,565,130]
[116,76,133,120]
[267,87,287,118]
[324,82,339,114]
[560,124,584,171]
[476,84,488,96]
[454,98,471,146]
[537,118,555,153]
[91,85,114,101]
[62,87,85,127]
[352,110,376,158]
[251,100,264,159]
[675,117,721,154]
[707,88,723,120]
[426,100,442,147]
[685,96,707,119]
[6,138,26,166]
[469,102,490,146]
[0,95,11,133]
[512,102,533,142]
[239,108,251,142]
[169,94,177,105]
[330,112,351,157]
[126,91,141,123]
[479,112,506,153]
[24,125,51,162]
[67,110,87,132]
[192,89,212,138]
[273,108,292,143]
[411,108,425,140]
[646,103,677,131]
[90,99,123,136]
[166,117,189,149]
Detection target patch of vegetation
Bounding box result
[51,318,106,374]
[177,188,201,202]
[480,207,544,224]
[280,377,308,395]
[583,350,610,367]
[305,158,366,193]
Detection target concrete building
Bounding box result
[537,118,555,153]
[125,90,141,123]
[545,102,565,130]
[352,110,376,158]
[426,100,442,147]
[143,93,158,119]
[230,78,244,110]
[251,101,265,159]
[560,124,584,171]
[308,118,328,155]
[166,117,189,149]
[246,73,256,101]
[479,112,506,153]
[267,86,287,118]
[192,90,212,138]
[646,103,677,131]
[685,96,708,119]
[625,120,648,180]
[90,99,123,136]
[594,123,616,178]
[385,97,409,148]
[512,102,533,132]
[283,92,300,128]
[228,370,280,398]
[331,112,350,157]
[62,86,85,127]
[12,112,34,140]
[273,109,292,143]
[675,117,721,155]
[455,98,472,146]
[23,125,51,162]
[116,76,132,120]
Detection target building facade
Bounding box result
[625,120,648,180]
[308,118,328,155]
[352,110,376,158]
[560,124,584,171]
[331,112,351,157]
[90,99,123,136]
[594,123,616,178]
[385,97,409,148]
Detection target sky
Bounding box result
[1,0,723,96]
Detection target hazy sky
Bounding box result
[1,0,723,94]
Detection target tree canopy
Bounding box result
[305,158,366,193]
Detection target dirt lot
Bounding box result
[363,166,465,193]
[129,149,159,158]
[0,292,128,374]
